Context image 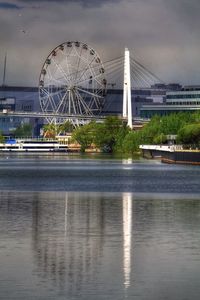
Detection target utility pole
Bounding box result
[123,48,132,129]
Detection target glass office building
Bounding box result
[140,88,200,118]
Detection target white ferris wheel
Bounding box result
[39,41,107,124]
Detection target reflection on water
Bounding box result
[123,193,132,289]
[31,192,105,295]
[1,191,200,299]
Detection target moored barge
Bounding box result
[140,145,200,165]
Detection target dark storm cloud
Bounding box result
[17,0,122,8]
[1,0,200,85]
[164,0,200,29]
[0,2,21,9]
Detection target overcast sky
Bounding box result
[0,0,200,86]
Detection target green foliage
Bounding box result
[122,131,139,154]
[43,121,74,138]
[177,123,200,147]
[192,111,200,123]
[72,121,97,152]
[0,130,5,143]
[114,123,131,153]
[43,123,57,138]
[153,133,167,145]
[159,113,191,135]
[59,121,74,134]
[121,112,200,154]
[93,116,129,152]
[13,123,32,137]
[72,116,129,153]
[71,112,200,154]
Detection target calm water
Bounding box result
[0,155,200,299]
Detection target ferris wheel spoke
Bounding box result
[43,97,51,111]
[40,89,52,110]
[73,48,92,82]
[51,99,57,112]
[68,91,76,115]
[43,87,64,112]
[71,89,83,115]
[59,101,66,114]
[74,89,92,115]
[77,95,83,115]
[41,87,66,100]
[47,72,66,86]
[76,87,104,99]
[40,87,50,98]
[77,56,96,83]
[51,57,71,85]
[63,48,73,84]
[46,68,64,86]
[56,89,68,113]
[58,91,66,114]
[74,90,86,115]
[71,92,78,115]
[47,93,57,112]
[64,44,73,58]
[75,72,103,87]
[72,45,83,83]
[93,76,104,88]
[61,96,68,114]
[88,63,105,88]
[43,89,64,112]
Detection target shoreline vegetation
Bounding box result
[69,112,200,154]
[1,112,200,156]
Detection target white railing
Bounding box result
[139,145,183,152]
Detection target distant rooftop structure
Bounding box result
[183,85,200,91]
[151,83,182,91]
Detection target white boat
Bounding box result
[0,138,68,152]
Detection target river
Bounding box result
[0,154,200,299]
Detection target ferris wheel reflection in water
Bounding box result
[31,191,133,294]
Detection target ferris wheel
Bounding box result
[39,41,107,124]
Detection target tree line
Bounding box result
[71,112,200,153]
[0,112,199,153]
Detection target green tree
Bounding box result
[122,131,139,154]
[59,121,74,134]
[0,130,5,143]
[94,116,126,152]
[153,133,167,145]
[134,112,196,148]
[177,123,200,147]
[43,123,57,138]
[43,121,74,138]
[72,121,97,152]
[114,123,131,153]
[159,113,192,135]
[13,123,32,137]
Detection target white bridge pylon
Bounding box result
[123,48,132,129]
